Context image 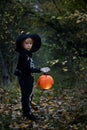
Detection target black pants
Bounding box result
[19,76,34,116]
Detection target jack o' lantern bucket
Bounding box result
[37,74,54,90]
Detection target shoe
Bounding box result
[29,114,37,120]
[24,114,37,121]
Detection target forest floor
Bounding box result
[0,86,87,130]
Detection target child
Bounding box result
[14,32,50,120]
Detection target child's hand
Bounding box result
[40,67,50,73]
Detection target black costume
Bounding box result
[14,33,41,119]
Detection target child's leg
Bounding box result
[21,88,33,116]
[19,77,34,117]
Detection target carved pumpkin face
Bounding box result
[37,74,54,90]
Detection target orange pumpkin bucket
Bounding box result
[37,74,54,90]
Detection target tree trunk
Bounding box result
[0,48,10,86]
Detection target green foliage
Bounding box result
[0,0,87,86]
[33,0,87,85]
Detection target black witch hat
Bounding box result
[15,32,41,53]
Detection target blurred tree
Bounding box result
[0,0,34,85]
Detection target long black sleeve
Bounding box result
[30,67,41,73]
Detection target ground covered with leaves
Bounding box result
[0,86,87,130]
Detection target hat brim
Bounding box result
[15,33,41,53]
[28,34,41,52]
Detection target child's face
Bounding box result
[22,38,34,51]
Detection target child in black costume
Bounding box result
[14,32,50,120]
